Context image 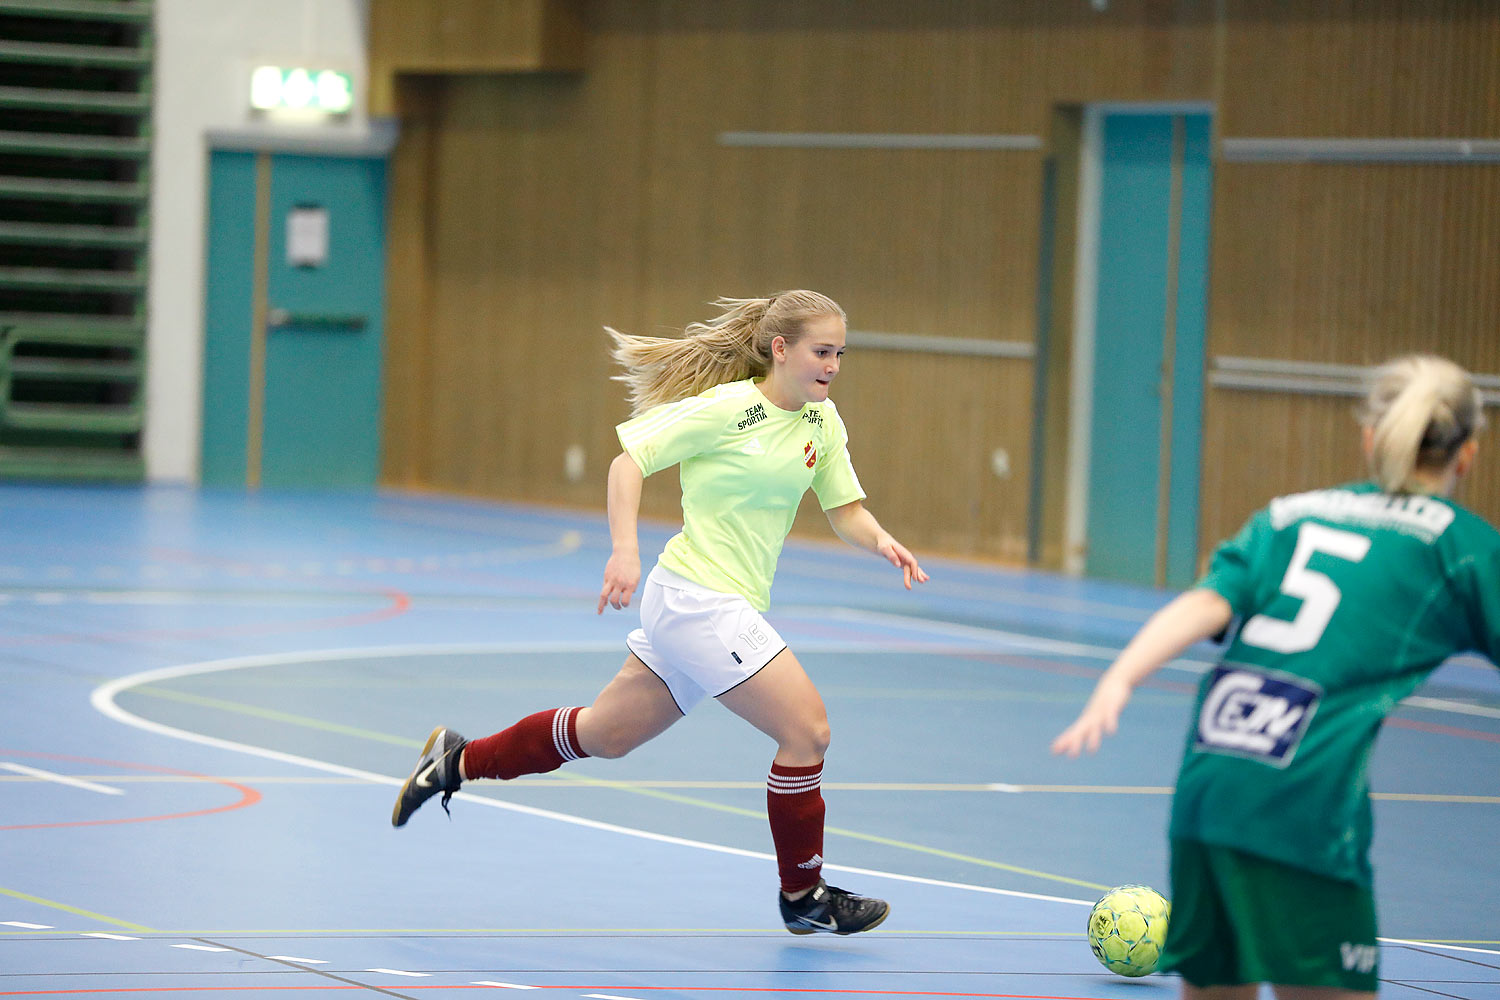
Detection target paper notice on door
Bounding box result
[287,204,329,267]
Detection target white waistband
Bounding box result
[648,563,731,598]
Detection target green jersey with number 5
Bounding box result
[1172,480,1500,885]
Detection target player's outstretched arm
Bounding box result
[825,499,930,589]
[1051,588,1233,757]
[598,451,645,614]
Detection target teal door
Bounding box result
[1086,113,1212,588]
[202,151,386,488]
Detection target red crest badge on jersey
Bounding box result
[803,442,816,468]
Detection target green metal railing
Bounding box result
[0,0,153,480]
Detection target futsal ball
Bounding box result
[1087,884,1171,978]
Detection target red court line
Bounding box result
[959,653,1500,743]
[1386,717,1500,743]
[952,649,1199,694]
[528,990,1124,998]
[0,750,260,832]
[0,987,1123,998]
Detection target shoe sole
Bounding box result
[848,903,890,935]
[391,725,447,827]
[784,902,890,936]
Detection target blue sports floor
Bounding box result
[1,484,1496,998]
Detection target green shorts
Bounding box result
[1161,838,1379,991]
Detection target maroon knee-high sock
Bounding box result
[461,707,588,780]
[767,761,825,893]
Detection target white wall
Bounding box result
[147,0,372,483]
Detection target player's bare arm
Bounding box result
[825,499,929,589]
[598,451,645,613]
[1052,588,1232,757]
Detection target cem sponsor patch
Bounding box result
[1194,664,1321,767]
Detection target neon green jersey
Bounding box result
[616,379,865,611]
[1174,481,1500,884]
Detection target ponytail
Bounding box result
[1361,354,1483,493]
[607,290,846,415]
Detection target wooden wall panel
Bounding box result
[1200,393,1364,566]
[380,78,440,488]
[1209,163,1500,366]
[382,0,1085,557]
[378,0,1500,567]
[594,1,1216,134]
[1200,2,1500,552]
[1201,159,1500,548]
[369,0,586,114]
[419,74,624,508]
[1200,390,1500,572]
[1220,1,1500,137]
[831,354,1034,562]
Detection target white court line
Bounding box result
[1401,695,1500,720]
[1,921,52,929]
[824,606,1216,673]
[472,984,540,990]
[89,644,1095,910]
[267,955,327,964]
[82,932,138,940]
[367,968,428,977]
[825,607,1499,718]
[172,943,229,952]
[88,643,1500,949]
[775,552,1156,622]
[1380,938,1500,956]
[1,762,123,796]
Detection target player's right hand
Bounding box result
[598,550,641,614]
[1050,676,1131,757]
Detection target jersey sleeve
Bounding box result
[1452,534,1500,665]
[811,403,866,510]
[1196,508,1272,614]
[615,393,726,477]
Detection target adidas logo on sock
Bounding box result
[796,854,823,869]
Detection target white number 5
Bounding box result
[1240,522,1371,654]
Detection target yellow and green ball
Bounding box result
[1087,884,1171,978]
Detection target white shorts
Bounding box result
[626,565,788,714]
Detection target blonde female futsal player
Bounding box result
[1054,354,1500,998]
[394,290,927,935]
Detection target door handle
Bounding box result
[266,309,366,331]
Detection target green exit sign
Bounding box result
[251,66,354,114]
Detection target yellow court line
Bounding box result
[3,925,1493,946]
[41,679,1120,893]
[1,774,1495,805]
[1372,793,1500,804]
[131,686,419,748]
[0,774,1143,791]
[550,772,1112,892]
[106,685,1495,905]
[0,926,1081,937]
[0,886,155,932]
[488,777,1500,805]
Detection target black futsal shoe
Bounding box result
[779,879,890,935]
[391,726,467,827]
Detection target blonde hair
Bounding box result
[606,290,846,415]
[1360,354,1484,493]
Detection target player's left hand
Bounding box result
[877,538,929,590]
